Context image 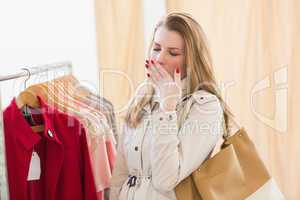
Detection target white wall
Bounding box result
[0,0,168,108]
[0,0,99,107]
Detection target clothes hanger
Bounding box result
[55,74,90,98]
[41,75,110,146]
[49,76,111,140]
[15,68,44,133]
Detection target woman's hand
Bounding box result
[145,60,182,112]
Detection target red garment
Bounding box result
[3,96,97,200]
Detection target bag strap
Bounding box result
[222,112,242,141]
[177,93,237,141]
[176,94,194,130]
[222,116,230,140]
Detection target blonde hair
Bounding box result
[125,12,232,132]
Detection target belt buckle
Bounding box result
[127,175,137,188]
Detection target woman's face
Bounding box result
[150,26,186,79]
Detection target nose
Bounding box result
[156,51,166,66]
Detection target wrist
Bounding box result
[161,99,177,112]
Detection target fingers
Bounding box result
[145,60,161,85]
[145,61,159,85]
[146,59,172,81]
[174,67,182,88]
[145,59,182,89]
[148,60,163,80]
[153,61,172,81]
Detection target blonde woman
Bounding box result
[110,12,236,200]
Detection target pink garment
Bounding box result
[106,139,117,172]
[90,135,111,191]
[96,191,103,200]
[47,85,117,198]
[48,89,114,193]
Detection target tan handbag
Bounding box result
[175,127,272,200]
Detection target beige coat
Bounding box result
[110,89,230,200]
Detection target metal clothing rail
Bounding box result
[0,61,73,200]
[0,61,72,82]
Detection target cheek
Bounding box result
[162,66,174,77]
[162,59,184,77]
[149,52,184,75]
[169,58,184,72]
[171,58,186,79]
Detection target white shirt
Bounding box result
[110,86,226,200]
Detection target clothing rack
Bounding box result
[0,61,72,82]
[0,61,73,200]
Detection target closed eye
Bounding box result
[153,48,180,57]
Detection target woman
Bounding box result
[110,12,235,200]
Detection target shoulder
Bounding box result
[179,90,223,122]
[179,90,224,125]
[191,90,222,110]
[179,90,224,135]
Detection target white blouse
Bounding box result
[110,89,225,200]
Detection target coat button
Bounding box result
[47,129,54,138]
[134,146,138,151]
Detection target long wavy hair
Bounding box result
[124,12,232,132]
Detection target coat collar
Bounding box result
[8,96,63,151]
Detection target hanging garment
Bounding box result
[86,94,118,141]
[43,79,116,195]
[3,96,97,200]
[16,75,117,200]
[42,77,116,200]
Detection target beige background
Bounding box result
[95,0,146,119]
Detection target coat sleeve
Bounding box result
[150,90,224,192]
[109,124,130,200]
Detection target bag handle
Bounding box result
[177,93,241,141]
[222,117,230,140]
[222,113,242,141]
